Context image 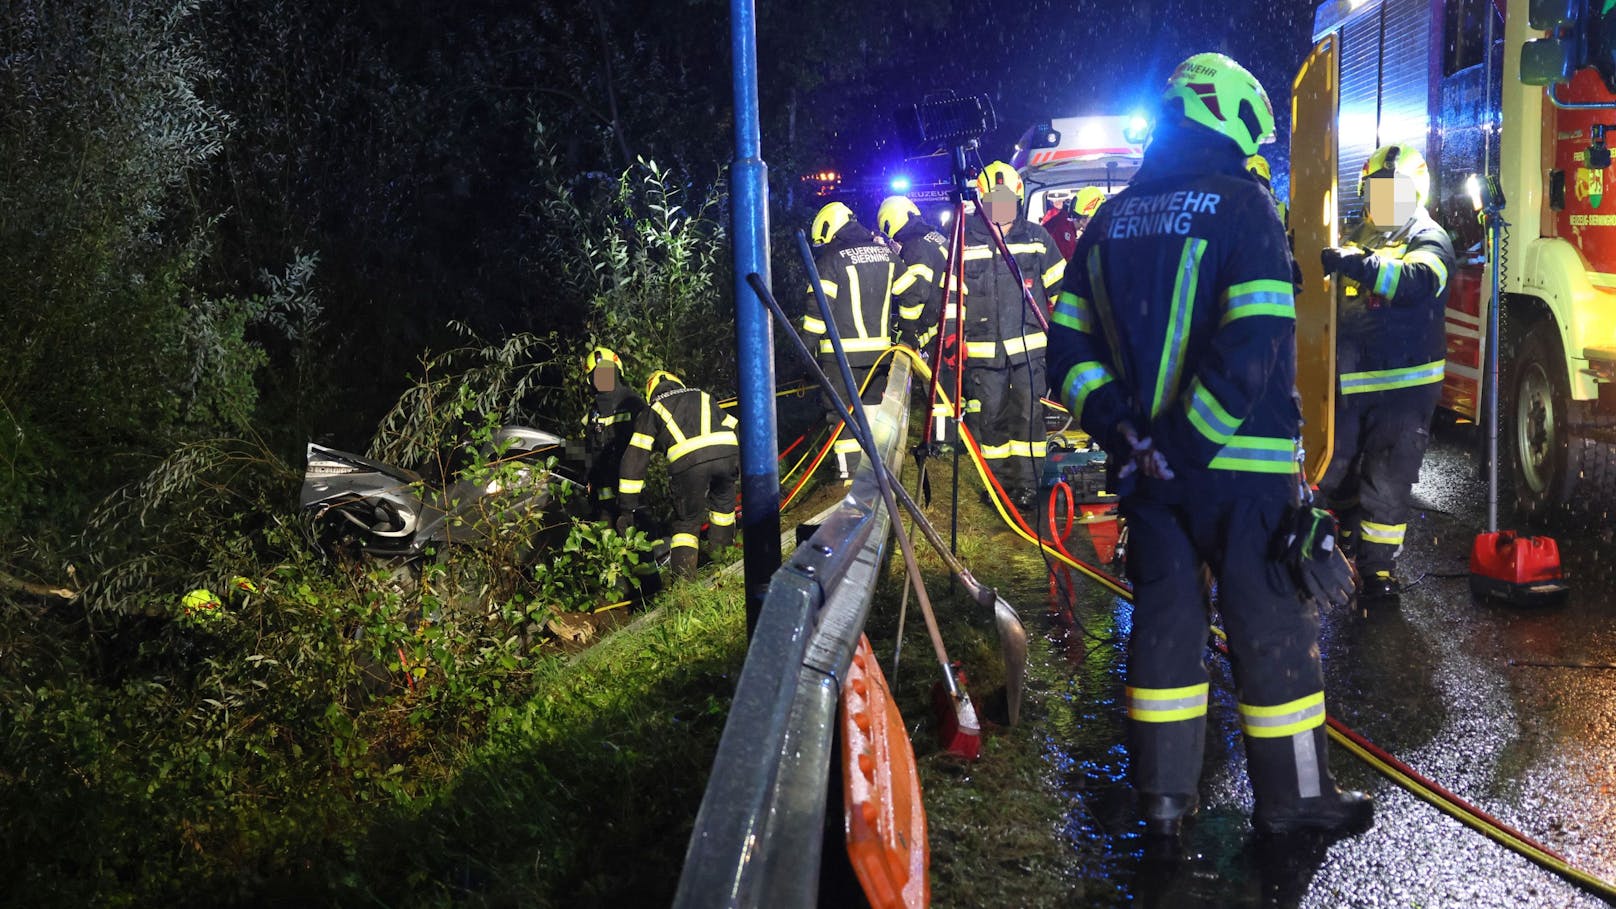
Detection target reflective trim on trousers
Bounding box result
[1126,683,1210,723]
[1239,691,1326,739]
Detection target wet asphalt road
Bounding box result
[1042,425,1616,907]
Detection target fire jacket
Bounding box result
[585,384,643,499]
[802,224,899,368]
[1047,120,1301,503]
[1335,212,1454,396]
[889,217,954,349]
[961,213,1065,369]
[617,381,738,513]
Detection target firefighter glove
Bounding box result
[614,513,635,535]
[1278,506,1357,609]
[1320,246,1370,283]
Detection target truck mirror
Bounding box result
[1520,37,1574,85]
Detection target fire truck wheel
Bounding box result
[1507,320,1616,521]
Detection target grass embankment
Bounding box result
[1,562,752,908]
[862,458,1092,908]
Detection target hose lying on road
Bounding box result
[884,344,1616,902]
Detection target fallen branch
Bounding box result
[0,569,78,601]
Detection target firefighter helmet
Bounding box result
[811,202,854,245]
[974,161,1024,201]
[1162,53,1275,157]
[876,195,920,239]
[1073,186,1107,218]
[1245,154,1273,183]
[585,347,622,373]
[645,369,681,399]
[1357,143,1430,209]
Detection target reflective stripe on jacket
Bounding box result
[617,384,738,510]
[960,215,1065,368]
[1336,212,1454,396]
[1047,121,1300,503]
[802,224,899,367]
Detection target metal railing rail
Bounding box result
[673,353,912,908]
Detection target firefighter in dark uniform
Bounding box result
[1047,52,1372,843]
[962,160,1066,506]
[879,194,960,448]
[804,201,901,480]
[1320,144,1454,604]
[615,370,739,579]
[582,347,642,521]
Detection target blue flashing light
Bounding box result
[889,175,912,193]
[1124,112,1151,145]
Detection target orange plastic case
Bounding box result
[841,635,929,908]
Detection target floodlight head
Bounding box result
[895,93,996,156]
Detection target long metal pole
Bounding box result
[730,0,779,636]
[1486,207,1505,533]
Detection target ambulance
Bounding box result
[1011,114,1148,225]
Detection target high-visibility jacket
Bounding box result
[960,214,1065,369]
[617,380,738,513]
[1336,212,1454,396]
[1047,120,1301,503]
[802,223,899,368]
[889,218,954,348]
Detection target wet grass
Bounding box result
[325,574,753,907]
[859,459,1092,908]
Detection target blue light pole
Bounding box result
[730,0,778,635]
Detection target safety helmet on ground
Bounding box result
[645,369,681,399]
[876,195,921,239]
[1245,154,1273,183]
[584,347,623,374]
[811,202,855,246]
[1357,143,1430,210]
[1162,53,1276,157]
[974,161,1024,201]
[1073,186,1107,218]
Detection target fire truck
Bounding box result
[1292,0,1616,518]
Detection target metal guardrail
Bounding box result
[673,354,912,908]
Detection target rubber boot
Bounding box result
[669,546,699,580]
[707,523,735,552]
[1246,726,1374,836]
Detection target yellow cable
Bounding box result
[892,342,1616,898]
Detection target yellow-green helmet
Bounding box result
[1073,186,1107,218]
[584,347,622,373]
[1358,143,1430,209]
[811,202,854,245]
[1245,154,1273,183]
[1162,53,1275,157]
[876,195,921,239]
[974,160,1024,201]
[645,369,681,399]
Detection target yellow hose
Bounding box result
[888,342,1616,899]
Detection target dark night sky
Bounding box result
[808,0,1325,193]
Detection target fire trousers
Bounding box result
[965,357,1047,493]
[669,456,739,560]
[1321,382,1440,575]
[822,356,888,479]
[1121,496,1340,815]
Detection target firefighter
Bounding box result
[1319,144,1454,604]
[962,160,1065,507]
[615,370,739,579]
[805,201,902,480]
[1047,52,1372,844]
[879,194,961,448]
[582,346,642,521]
[1245,154,1303,292]
[1043,186,1107,261]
